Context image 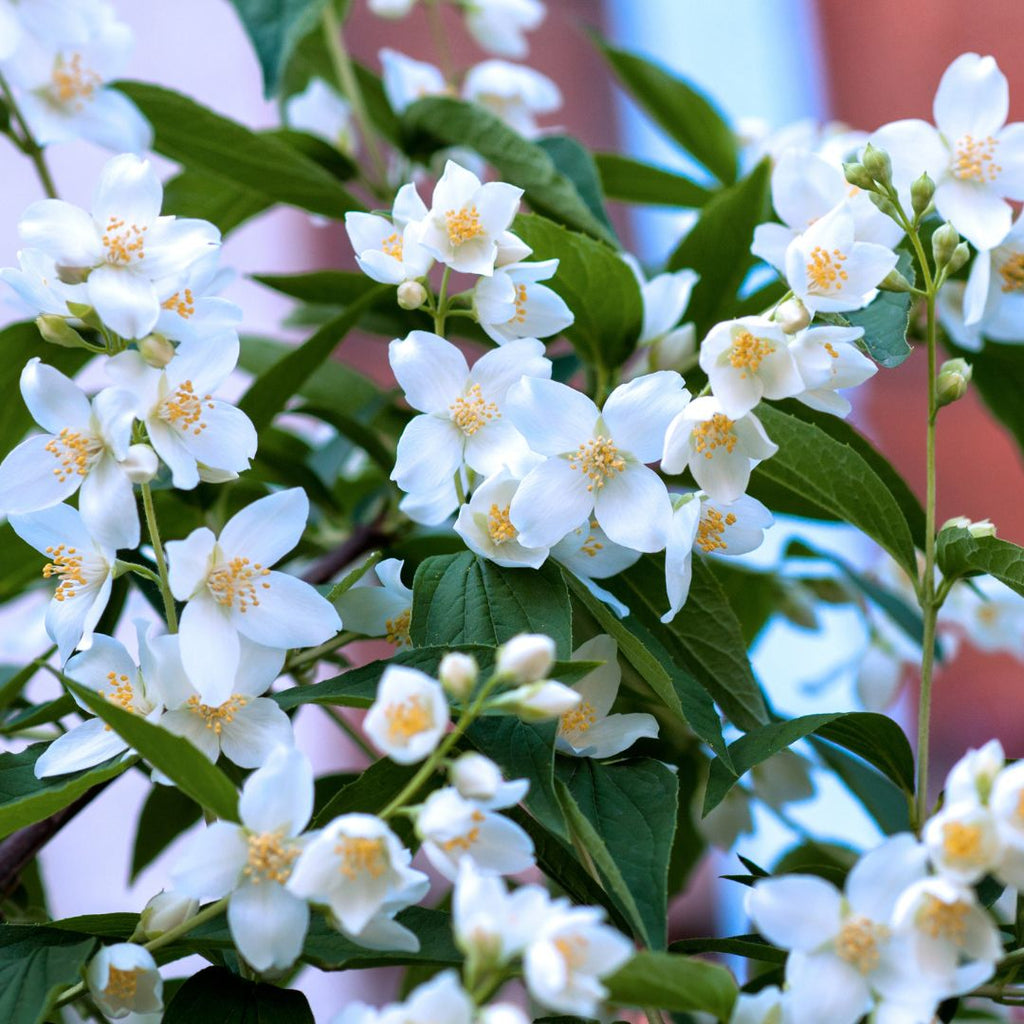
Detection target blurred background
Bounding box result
[3,0,1024,1017]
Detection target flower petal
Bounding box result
[178,592,240,706]
[87,264,159,339]
[219,488,308,567]
[34,718,127,777]
[389,331,469,414]
[509,457,594,549]
[220,699,294,769]
[232,571,340,651]
[171,820,247,899]
[593,463,670,552]
[228,882,309,971]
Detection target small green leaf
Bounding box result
[66,681,238,822]
[161,169,270,235]
[841,251,915,368]
[671,933,787,964]
[163,965,314,1023]
[597,42,738,185]
[536,135,617,239]
[937,527,1024,596]
[595,153,713,208]
[605,950,738,1019]
[511,213,643,368]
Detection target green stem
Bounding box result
[434,265,452,335]
[320,703,378,759]
[285,630,358,670]
[453,469,467,505]
[0,69,57,198]
[140,483,178,633]
[425,0,457,81]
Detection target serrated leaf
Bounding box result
[163,965,314,1023]
[937,527,1024,595]
[605,950,738,1019]
[0,924,96,1024]
[511,213,643,368]
[595,152,713,208]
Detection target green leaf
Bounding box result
[253,269,376,306]
[813,740,912,835]
[115,81,361,219]
[161,169,270,235]
[227,0,328,97]
[595,153,713,208]
[0,924,97,1024]
[163,965,314,1023]
[937,527,1024,596]
[411,552,573,659]
[670,933,787,964]
[597,42,738,185]
[511,213,643,368]
[0,744,130,841]
[605,950,738,1019]
[536,135,617,239]
[311,756,418,829]
[131,784,202,881]
[703,711,915,814]
[239,287,387,432]
[841,250,915,368]
[666,161,771,335]
[556,758,678,949]
[401,97,616,243]
[752,403,919,576]
[65,681,238,822]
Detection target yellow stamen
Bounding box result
[449,383,499,436]
[50,53,100,108]
[336,836,386,879]
[243,829,299,884]
[162,289,195,319]
[824,341,840,358]
[729,329,775,378]
[806,246,849,293]
[919,895,969,943]
[690,414,737,460]
[384,694,433,742]
[942,821,982,861]
[445,205,484,245]
[441,810,485,852]
[510,282,528,324]
[102,216,146,265]
[569,436,625,492]
[487,503,517,544]
[44,428,101,483]
[162,380,214,437]
[999,252,1024,292]
[104,671,135,712]
[104,965,140,1002]
[696,507,737,554]
[207,557,271,613]
[559,700,597,737]
[385,608,411,647]
[187,694,248,734]
[42,544,86,602]
[380,231,403,260]
[953,134,1001,183]
[554,934,589,971]
[835,915,886,974]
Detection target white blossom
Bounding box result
[463,59,560,138]
[86,943,163,1019]
[472,258,573,344]
[462,0,546,59]
[363,665,449,765]
[345,183,433,286]
[379,48,447,114]
[789,323,877,418]
[285,77,356,156]
[334,558,413,647]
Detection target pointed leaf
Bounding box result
[0,925,97,1024]
[605,950,738,1019]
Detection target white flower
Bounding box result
[416,160,523,275]
[944,738,1005,805]
[550,518,641,581]
[556,634,658,758]
[923,802,1002,885]
[368,0,417,15]
[10,502,115,662]
[152,251,241,345]
[744,117,866,170]
[172,747,314,971]
[473,259,574,344]
[165,488,341,705]
[0,0,97,62]
[730,987,790,1024]
[363,665,449,765]
[379,971,474,1024]
[287,812,429,946]
[462,59,561,138]
[139,890,199,938]
[455,467,550,569]
[477,1005,531,1024]
[286,77,356,156]
[344,183,433,285]
[495,679,581,721]
[507,373,690,551]
[496,632,555,682]
[625,256,699,372]
[962,213,1024,339]
[937,279,985,353]
[334,558,413,647]
[662,395,777,504]
[944,575,1024,657]
[18,154,219,338]
[86,943,163,1019]
[390,332,551,514]
[699,316,804,419]
[523,904,633,1017]
[415,786,534,880]
[449,752,527,806]
[789,324,877,418]
[1,247,87,316]
[462,0,546,59]
[379,48,447,114]
[4,2,151,153]
[0,358,138,549]
[869,53,1024,250]
[107,338,256,491]
[783,203,898,314]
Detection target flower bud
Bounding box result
[139,890,199,939]
[842,161,876,192]
[774,297,810,334]
[56,263,91,285]
[948,241,970,276]
[649,323,696,369]
[867,191,899,220]
[932,221,960,268]
[492,680,580,722]
[450,752,503,800]
[910,172,935,217]
[139,333,176,367]
[861,143,892,187]
[439,651,478,699]
[35,314,88,349]
[941,515,996,539]
[878,268,914,293]
[495,633,556,683]
[122,444,159,484]
[397,280,427,310]
[936,356,972,407]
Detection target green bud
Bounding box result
[931,221,960,268]
[910,172,935,217]
[867,191,899,220]
[941,515,996,538]
[861,143,893,187]
[843,161,876,192]
[36,314,88,349]
[936,357,972,407]
[878,268,914,293]
[947,241,970,276]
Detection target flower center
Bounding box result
[187,694,248,734]
[385,695,434,742]
[162,380,213,436]
[487,503,517,544]
[445,205,484,246]
[554,934,589,972]
[380,231,404,260]
[42,544,87,601]
[44,428,101,483]
[207,557,271,612]
[942,821,983,861]
[449,383,499,436]
[509,283,528,324]
[102,216,147,265]
[836,915,886,974]
[952,134,1001,183]
[805,246,849,294]
[50,53,100,108]
[104,671,136,712]
[336,836,386,879]
[385,608,412,647]
[696,507,737,554]
[559,700,597,737]
[162,289,195,318]
[104,965,140,1002]
[1016,790,1024,824]
[244,829,299,884]
[918,895,969,943]
[729,329,774,377]
[690,414,737,459]
[999,252,1024,292]
[440,810,485,852]
[569,435,625,492]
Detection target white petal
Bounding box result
[239,745,313,835]
[232,571,340,650]
[470,337,551,400]
[87,265,159,339]
[219,487,308,566]
[509,457,594,548]
[19,199,102,267]
[228,883,309,971]
[505,376,598,455]
[785,951,871,1024]
[601,372,690,462]
[78,454,139,550]
[389,331,469,414]
[34,718,127,777]
[220,699,294,768]
[21,358,91,433]
[160,708,222,762]
[934,53,1008,141]
[171,821,247,899]
[593,463,670,552]
[392,415,464,493]
[178,593,240,706]
[0,435,82,514]
[934,179,1011,251]
[69,88,153,154]
[92,154,162,227]
[746,874,842,951]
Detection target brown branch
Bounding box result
[302,516,392,585]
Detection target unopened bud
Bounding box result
[140,890,199,939]
[649,323,696,369]
[450,752,503,801]
[495,633,555,683]
[56,263,90,285]
[878,268,914,293]
[397,280,427,310]
[948,241,970,276]
[774,297,811,334]
[36,314,87,349]
[492,680,580,722]
[122,444,159,484]
[936,357,972,407]
[867,192,899,220]
[910,172,935,217]
[861,143,892,187]
[439,651,478,699]
[941,515,996,538]
[932,221,960,268]
[139,333,176,367]
[842,161,876,192]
